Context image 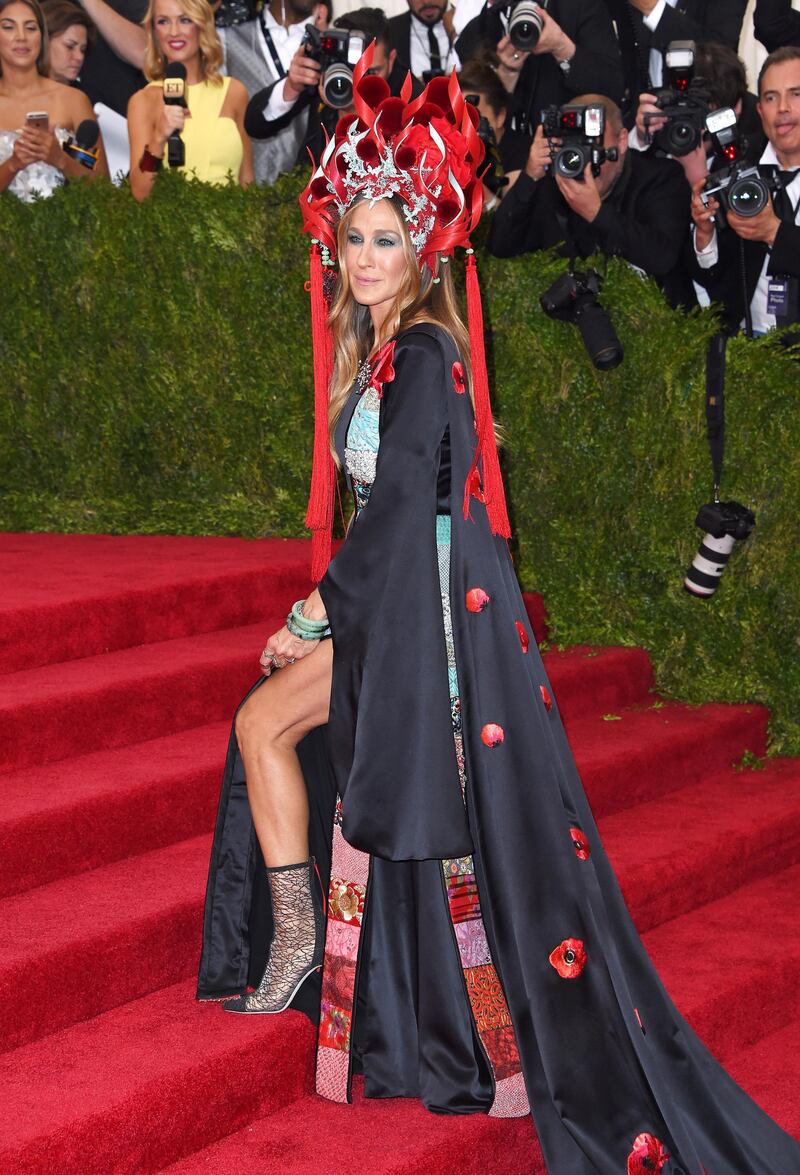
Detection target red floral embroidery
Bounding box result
[369,339,396,397]
[540,685,553,712]
[452,360,466,394]
[466,587,491,613]
[468,468,485,503]
[627,1133,669,1175]
[548,938,587,979]
[481,723,505,747]
[515,621,529,653]
[570,827,590,860]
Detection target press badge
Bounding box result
[767,278,790,316]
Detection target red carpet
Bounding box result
[0,533,798,1173]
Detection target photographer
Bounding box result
[220,0,327,184]
[691,46,800,337]
[387,0,459,81]
[632,42,764,186]
[244,9,418,167]
[754,0,800,53]
[603,0,748,107]
[458,56,511,207]
[456,0,623,171]
[489,92,691,305]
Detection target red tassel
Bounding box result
[463,253,511,539]
[305,244,336,581]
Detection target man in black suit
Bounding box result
[245,8,420,167]
[754,0,800,53]
[602,0,748,110]
[456,0,624,171]
[691,47,800,337]
[488,92,692,306]
[387,0,459,82]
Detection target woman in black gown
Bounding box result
[197,48,800,1174]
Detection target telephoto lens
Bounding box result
[684,500,755,598]
[508,0,544,50]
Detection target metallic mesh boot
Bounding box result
[224,856,325,1014]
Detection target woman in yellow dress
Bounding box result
[127,0,253,201]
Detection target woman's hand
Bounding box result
[154,101,189,149]
[259,625,319,676]
[15,124,60,167]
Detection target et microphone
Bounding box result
[163,61,187,169]
[64,119,100,169]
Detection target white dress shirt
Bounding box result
[695,141,800,334]
[409,12,459,78]
[645,0,680,89]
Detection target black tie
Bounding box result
[427,26,442,73]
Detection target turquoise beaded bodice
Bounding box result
[344,375,380,516]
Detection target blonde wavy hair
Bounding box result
[142,0,223,84]
[328,197,473,458]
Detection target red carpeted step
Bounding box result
[0,979,316,1174]
[0,632,653,777]
[603,759,800,933]
[0,835,211,1052]
[0,622,272,774]
[0,721,229,898]
[725,1020,800,1140]
[542,644,654,724]
[644,862,800,1061]
[570,700,769,819]
[0,533,313,673]
[162,1088,542,1175]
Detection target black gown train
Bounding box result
[197,325,800,1174]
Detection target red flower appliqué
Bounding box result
[452,361,466,395]
[627,1133,669,1175]
[481,723,505,747]
[369,339,396,397]
[468,468,485,503]
[570,827,590,860]
[515,620,529,653]
[548,938,587,979]
[540,685,553,712]
[466,588,491,613]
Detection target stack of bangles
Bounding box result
[286,599,331,641]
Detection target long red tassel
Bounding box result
[464,253,511,539]
[305,244,336,582]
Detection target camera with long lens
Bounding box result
[465,94,508,196]
[490,0,548,52]
[301,25,365,110]
[684,500,755,598]
[700,107,776,226]
[541,103,617,180]
[540,270,624,371]
[644,41,711,157]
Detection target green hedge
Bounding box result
[2,173,799,751]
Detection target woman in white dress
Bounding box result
[0,0,107,201]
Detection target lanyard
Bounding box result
[258,9,288,80]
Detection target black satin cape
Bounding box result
[198,325,799,1172]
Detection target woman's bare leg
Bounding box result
[234,638,333,867]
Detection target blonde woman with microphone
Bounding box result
[127,0,253,201]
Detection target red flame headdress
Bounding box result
[299,45,510,580]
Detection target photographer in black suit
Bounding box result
[244,8,420,166]
[754,0,800,53]
[603,0,748,110]
[387,0,459,81]
[691,47,800,337]
[456,0,623,171]
[489,92,691,306]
